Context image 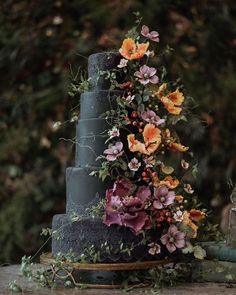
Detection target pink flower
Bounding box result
[141,108,165,126]
[161,225,185,253]
[141,25,160,42]
[128,157,141,171]
[148,242,161,255]
[134,65,159,85]
[103,141,124,161]
[153,186,175,209]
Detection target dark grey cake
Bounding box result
[51,52,160,262]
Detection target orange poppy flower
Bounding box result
[189,209,206,222]
[159,176,179,189]
[155,88,185,115]
[163,129,189,152]
[183,211,198,238]
[127,124,161,155]
[119,38,149,60]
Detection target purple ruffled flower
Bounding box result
[122,211,150,235]
[161,225,185,253]
[141,25,160,42]
[141,108,165,126]
[103,141,124,161]
[153,186,175,209]
[134,65,159,85]
[112,178,133,198]
[103,179,152,234]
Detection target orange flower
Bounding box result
[119,38,149,60]
[127,124,161,155]
[155,88,185,115]
[189,209,206,222]
[183,211,198,238]
[159,176,179,189]
[175,195,184,203]
[168,89,184,106]
[163,129,189,153]
[127,134,146,154]
[170,142,189,152]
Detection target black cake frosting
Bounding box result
[52,52,161,262]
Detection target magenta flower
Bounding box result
[141,25,159,42]
[153,186,175,209]
[128,157,141,171]
[103,141,124,161]
[161,225,185,253]
[103,195,123,226]
[141,108,165,126]
[103,180,152,234]
[134,65,159,85]
[122,211,150,235]
[135,186,151,202]
[112,178,133,198]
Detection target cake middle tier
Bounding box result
[66,166,111,215]
[75,117,112,167]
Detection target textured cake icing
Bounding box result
[52,52,160,262]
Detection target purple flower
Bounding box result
[161,225,185,253]
[103,141,124,161]
[141,108,165,126]
[141,25,159,42]
[153,186,175,209]
[148,242,161,255]
[134,65,159,85]
[128,157,141,171]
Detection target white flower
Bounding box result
[145,50,155,58]
[184,184,194,194]
[174,210,183,222]
[117,58,128,68]
[181,159,190,170]
[125,94,135,103]
[182,241,194,254]
[128,158,141,171]
[193,245,206,260]
[148,242,161,255]
[108,127,120,138]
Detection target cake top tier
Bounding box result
[88,52,122,90]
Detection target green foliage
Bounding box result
[1,0,236,263]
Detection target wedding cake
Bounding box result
[52,52,154,262]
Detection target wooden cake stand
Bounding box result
[40,252,173,288]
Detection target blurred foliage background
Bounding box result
[1,0,236,264]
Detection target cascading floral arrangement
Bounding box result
[95,21,206,259]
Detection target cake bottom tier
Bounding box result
[52,214,165,263]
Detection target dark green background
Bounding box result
[1,0,236,263]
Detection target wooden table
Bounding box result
[1,265,236,295]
